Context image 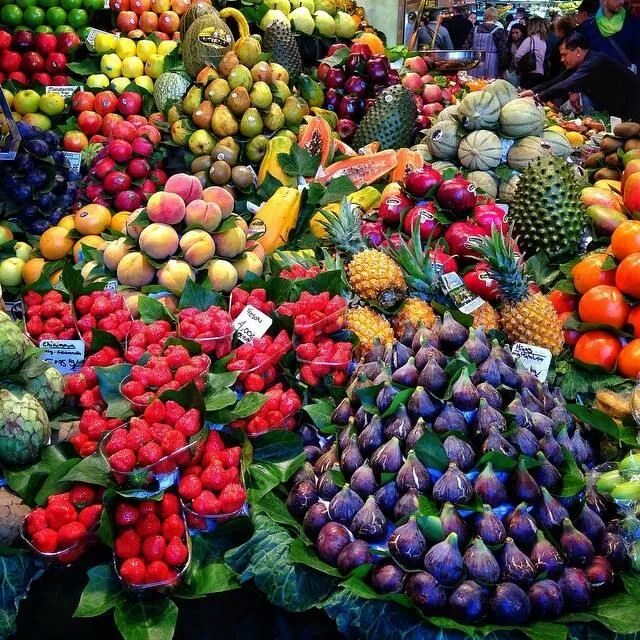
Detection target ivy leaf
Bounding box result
[319,176,358,205]
[74,564,125,618]
[205,388,238,412]
[278,146,320,178]
[114,598,178,640]
[414,431,448,471]
[305,182,326,207]
[179,278,225,311]
[137,296,174,324]
[95,363,133,420]
[247,454,306,502]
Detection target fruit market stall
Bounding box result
[3,1,640,639]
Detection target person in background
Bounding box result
[629,0,640,19]
[418,9,454,49]
[520,32,640,119]
[546,15,575,78]
[514,16,548,87]
[445,7,473,48]
[506,22,527,85]
[469,12,478,25]
[575,0,598,24]
[405,11,417,46]
[507,7,527,31]
[465,6,508,77]
[578,0,640,71]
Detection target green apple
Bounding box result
[38,92,65,116]
[14,241,32,262]
[13,89,40,115]
[21,112,51,129]
[0,257,25,287]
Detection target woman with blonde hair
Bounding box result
[514,16,548,87]
[465,6,509,78]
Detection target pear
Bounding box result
[182,84,203,115]
[270,80,291,105]
[192,100,213,129]
[211,104,239,138]
[228,65,253,90]
[291,0,314,10]
[262,103,285,132]
[246,135,270,164]
[218,51,240,78]
[233,36,262,67]
[250,81,273,110]
[260,9,289,30]
[171,118,195,146]
[240,108,264,138]
[188,129,216,155]
[206,78,231,105]
[282,96,309,126]
[270,63,289,83]
[335,10,357,37]
[314,10,336,37]
[226,86,251,117]
[289,6,315,34]
[264,0,291,14]
[212,137,241,166]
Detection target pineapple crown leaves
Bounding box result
[318,197,368,255]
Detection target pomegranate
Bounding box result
[472,203,508,233]
[429,247,458,274]
[436,175,478,216]
[403,202,442,239]
[444,221,490,260]
[404,166,443,198]
[378,191,413,225]
[463,262,500,302]
[361,220,385,248]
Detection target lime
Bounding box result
[45,5,66,25]
[60,0,81,11]
[16,0,37,9]
[66,7,86,26]
[23,5,45,26]
[38,0,59,7]
[34,23,53,31]
[0,4,23,26]
[77,24,90,39]
[83,0,102,9]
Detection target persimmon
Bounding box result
[574,330,622,372]
[578,285,630,329]
[571,252,616,294]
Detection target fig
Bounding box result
[371,437,404,478]
[556,427,574,455]
[292,462,316,486]
[304,445,319,462]
[396,451,431,493]
[354,405,371,431]
[329,484,364,526]
[303,502,330,540]
[538,432,564,468]
[571,428,594,466]
[388,516,427,569]
[462,327,490,364]
[504,503,538,551]
[526,410,555,438]
[337,540,372,575]
[490,582,531,624]
[406,419,427,451]
[398,322,417,347]
[350,461,378,498]
[314,444,337,475]
[287,480,319,518]
[416,346,447,376]
[417,357,449,396]
[532,452,562,492]
[535,487,569,531]
[511,459,541,503]
[332,397,353,426]
[423,532,464,587]
[490,341,516,367]
[340,436,364,480]
[364,339,385,363]
[550,400,575,430]
[520,388,545,413]
[505,396,528,428]
[390,342,414,371]
[374,362,392,385]
[476,382,503,410]
[393,487,420,520]
[598,531,628,569]
[585,484,611,519]
[438,312,469,353]
[473,400,507,440]
[317,467,341,500]
[412,323,440,352]
[497,359,521,389]
[464,537,500,585]
[338,421,357,451]
[560,518,595,567]
[374,482,400,518]
[584,556,615,594]
[376,381,399,414]
[474,463,508,507]
[517,367,540,395]
[440,502,470,549]
[433,464,473,504]
[481,428,517,458]
[530,530,565,579]
[449,580,488,623]
[347,372,375,400]
[351,496,388,542]
[370,561,406,594]
[558,567,591,611]
[407,386,440,422]
[528,579,564,618]
[508,427,539,458]
[316,522,353,565]
[472,356,501,387]
[575,504,605,543]
[433,403,467,436]
[404,571,447,613]
[498,538,536,587]
[443,435,476,471]
[357,416,384,457]
[384,406,412,441]
[474,504,507,546]
[451,369,480,411]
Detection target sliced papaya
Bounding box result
[333,139,357,157]
[390,148,424,182]
[358,141,381,155]
[316,149,398,188]
[298,116,334,167]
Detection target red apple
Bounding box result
[137,124,161,145]
[117,91,142,116]
[45,52,67,74]
[103,170,131,193]
[0,30,12,50]
[71,90,95,112]
[8,71,28,85]
[62,130,89,152]
[404,167,443,197]
[378,191,413,225]
[31,72,52,85]
[21,51,45,74]
[34,32,58,56]
[112,120,137,142]
[0,50,21,73]
[94,90,118,117]
[51,74,67,85]
[114,189,142,211]
[12,30,33,52]
[92,156,116,179]
[101,112,124,137]
[56,31,81,55]
[77,111,103,136]
[403,202,443,239]
[126,114,147,128]
[116,11,139,32]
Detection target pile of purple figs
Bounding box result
[288,313,630,625]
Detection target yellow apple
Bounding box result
[14,242,32,262]
[100,53,122,79]
[144,53,164,79]
[38,93,65,116]
[2,88,13,108]
[136,39,157,62]
[157,40,177,56]
[121,55,144,79]
[115,37,137,60]
[134,75,154,92]
[0,257,25,287]
[94,32,118,54]
[13,89,40,115]
[87,73,111,89]
[111,77,131,94]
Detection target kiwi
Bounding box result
[191,155,213,173]
[605,151,622,168]
[613,122,640,139]
[231,165,255,190]
[209,160,232,185]
[593,167,621,181]
[624,138,640,151]
[584,151,605,168]
[600,135,625,154]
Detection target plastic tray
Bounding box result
[245,409,300,439]
[177,321,233,358]
[290,305,347,339]
[22,294,78,345]
[73,291,132,349]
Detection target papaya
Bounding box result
[359,142,381,155]
[309,186,381,238]
[298,116,333,167]
[249,187,302,253]
[390,148,424,182]
[257,135,297,188]
[332,139,357,157]
[316,149,398,188]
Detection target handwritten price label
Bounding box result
[512,342,552,382]
[104,279,118,293]
[233,305,272,344]
[39,339,85,374]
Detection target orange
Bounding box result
[615,253,640,300]
[571,252,616,294]
[578,284,630,329]
[22,257,45,284]
[573,330,622,372]
[75,204,112,236]
[618,339,640,379]
[50,269,62,284]
[39,226,74,260]
[352,32,385,55]
[611,220,640,260]
[73,235,105,263]
[110,212,130,234]
[58,214,76,230]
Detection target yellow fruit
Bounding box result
[22,257,45,284]
[39,227,74,260]
[87,73,110,89]
[115,37,137,60]
[144,53,164,78]
[347,249,406,309]
[471,303,500,332]
[565,131,585,147]
[58,215,76,230]
[2,88,13,108]
[73,235,105,263]
[136,39,157,62]
[134,76,154,92]
[346,306,394,353]
[50,269,62,284]
[110,212,130,233]
[100,53,122,79]
[121,55,144,79]
[38,93,65,116]
[94,32,118,54]
[546,125,566,136]
[111,77,131,94]
[392,298,436,337]
[75,203,112,236]
[157,40,177,55]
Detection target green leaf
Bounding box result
[95,363,133,420]
[209,392,265,424]
[253,491,301,531]
[207,371,240,391]
[90,328,125,354]
[256,172,284,201]
[320,46,350,67]
[553,279,578,295]
[476,451,518,471]
[179,278,225,311]
[251,430,304,463]
[137,295,174,323]
[114,598,178,640]
[567,403,636,446]
[277,146,320,178]
[416,514,445,542]
[34,457,80,505]
[319,176,358,205]
[303,399,335,430]
[205,388,239,412]
[414,431,448,471]
[621,572,640,598]
[247,454,306,502]
[558,446,586,497]
[380,388,413,419]
[74,564,125,618]
[587,591,640,634]
[554,357,632,400]
[289,538,342,577]
[67,58,101,76]
[60,453,113,488]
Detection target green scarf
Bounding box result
[596,6,626,37]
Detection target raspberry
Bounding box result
[219,484,247,514]
[119,557,146,585]
[143,399,166,424]
[115,529,142,559]
[161,514,185,540]
[164,537,188,567]
[161,429,186,455]
[109,449,136,473]
[69,484,96,508]
[142,535,166,562]
[26,508,48,537]
[145,560,170,584]
[135,513,161,538]
[200,460,227,491]
[114,503,139,527]
[57,521,88,549]
[78,504,103,529]
[192,490,220,516]
[159,493,180,519]
[45,501,77,531]
[174,409,201,437]
[32,528,58,553]
[138,441,164,467]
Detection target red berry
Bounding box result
[57,521,88,548]
[174,409,201,437]
[32,528,58,553]
[145,560,170,584]
[115,529,142,559]
[218,483,247,514]
[164,400,185,426]
[45,501,77,531]
[78,504,103,529]
[114,502,139,527]
[164,537,188,567]
[159,492,180,519]
[135,513,161,538]
[178,474,202,501]
[142,534,166,562]
[192,490,220,515]
[200,460,227,492]
[137,441,163,466]
[109,448,136,473]
[69,484,96,508]
[119,557,146,585]
[143,399,166,423]
[162,513,185,540]
[26,508,48,537]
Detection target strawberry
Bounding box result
[57,521,88,548]
[192,490,220,515]
[174,409,201,437]
[119,557,146,585]
[161,429,186,455]
[142,535,166,562]
[159,493,180,519]
[109,449,136,473]
[165,346,190,369]
[204,431,224,452]
[69,484,96,508]
[23,291,42,306]
[200,460,226,491]
[165,401,186,426]
[115,503,139,527]
[218,484,247,514]
[150,422,171,443]
[218,446,242,469]
[78,504,103,529]
[115,529,142,559]
[179,322,198,339]
[161,514,185,540]
[90,297,112,319]
[295,343,317,361]
[148,366,173,388]
[79,441,98,457]
[32,528,58,553]
[182,465,202,477]
[26,508,48,537]
[138,500,158,515]
[74,295,93,315]
[174,365,199,387]
[243,373,265,392]
[145,560,170,583]
[137,442,163,467]
[45,501,77,530]
[136,513,162,538]
[104,428,129,455]
[164,537,188,567]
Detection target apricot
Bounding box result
[103,237,133,271]
[184,199,222,232]
[122,290,141,317]
[207,258,238,292]
[146,191,186,224]
[164,173,203,204]
[234,251,263,280]
[202,186,235,218]
[126,207,146,240]
[212,225,246,258]
[117,251,156,287]
[180,229,216,267]
[138,222,180,260]
[157,259,195,294]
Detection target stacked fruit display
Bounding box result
[584,122,640,184]
[287,319,628,623]
[0,0,96,33]
[108,0,186,40]
[23,289,78,341]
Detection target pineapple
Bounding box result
[347,306,394,352]
[321,199,406,309]
[471,303,500,333]
[335,0,357,11]
[477,231,564,355]
[393,298,437,338]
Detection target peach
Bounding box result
[157,259,195,294]
[170,0,189,13]
[126,207,146,240]
[207,258,238,292]
[117,251,156,287]
[202,186,235,218]
[184,199,222,232]
[155,292,179,313]
[146,191,186,224]
[247,240,266,263]
[234,251,263,280]
[180,229,216,267]
[212,225,246,258]
[122,290,142,317]
[150,0,169,10]
[165,173,203,204]
[103,237,132,271]
[138,222,180,260]
[233,214,248,233]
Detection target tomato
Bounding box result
[571,252,616,294]
[578,285,630,329]
[615,252,640,299]
[618,339,640,379]
[628,306,640,338]
[559,311,581,346]
[548,289,578,314]
[573,330,622,372]
[611,220,640,260]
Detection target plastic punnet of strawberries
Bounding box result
[74,290,132,346]
[277,292,347,343]
[125,320,176,365]
[22,484,103,564]
[295,337,354,387]
[113,492,190,590]
[177,306,233,358]
[23,290,78,342]
[229,288,275,320]
[178,430,247,532]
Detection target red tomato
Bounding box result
[578,285,630,329]
[573,330,622,372]
[618,339,640,379]
[549,289,578,314]
[628,306,640,338]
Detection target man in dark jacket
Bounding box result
[578,0,640,71]
[444,7,473,48]
[520,32,640,120]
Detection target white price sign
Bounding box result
[233,304,272,344]
[39,339,85,374]
[63,151,82,172]
[45,85,79,98]
[104,279,118,293]
[512,342,553,382]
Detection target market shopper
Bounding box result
[575,0,598,24]
[507,7,527,31]
[520,31,640,120]
[546,15,576,79]
[465,7,509,78]
[417,10,454,50]
[514,16,548,88]
[578,0,640,72]
[445,7,473,49]
[506,23,527,85]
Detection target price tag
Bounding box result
[63,151,82,172]
[39,339,85,374]
[104,279,118,293]
[233,304,272,344]
[511,342,552,382]
[440,272,485,314]
[4,299,23,321]
[610,116,622,132]
[85,28,119,51]
[45,85,79,98]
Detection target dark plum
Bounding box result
[449,580,488,623]
[404,571,447,613]
[316,522,354,565]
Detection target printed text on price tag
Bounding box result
[511,342,552,382]
[233,305,272,343]
[40,339,85,375]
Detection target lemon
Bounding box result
[136,39,156,61]
[115,36,136,59]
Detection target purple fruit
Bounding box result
[451,369,480,411]
[328,484,364,527]
[511,458,541,503]
[560,518,595,567]
[407,386,439,422]
[433,402,467,436]
[449,580,488,623]
[481,427,517,458]
[374,481,400,518]
[532,452,562,492]
[371,561,406,593]
[324,87,343,111]
[490,583,531,624]
[388,516,427,569]
[337,540,372,575]
[462,327,490,364]
[391,356,419,387]
[404,571,447,613]
[417,357,448,394]
[371,437,403,479]
[433,463,473,504]
[575,504,605,543]
[498,538,536,587]
[464,537,500,585]
[324,67,346,89]
[475,504,507,546]
[317,468,340,500]
[303,502,330,541]
[331,398,353,426]
[536,487,569,531]
[286,480,318,518]
[345,52,367,76]
[396,451,431,493]
[350,462,378,499]
[394,488,420,521]
[598,531,628,569]
[584,556,614,594]
[340,436,364,480]
[558,567,591,611]
[344,74,368,98]
[438,312,469,353]
[530,530,565,579]
[443,435,476,471]
[316,522,354,565]
[366,54,390,82]
[387,69,401,85]
[474,463,508,507]
[423,532,464,587]
[504,503,538,551]
[357,415,384,458]
[528,579,564,618]
[337,94,364,120]
[440,502,470,549]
